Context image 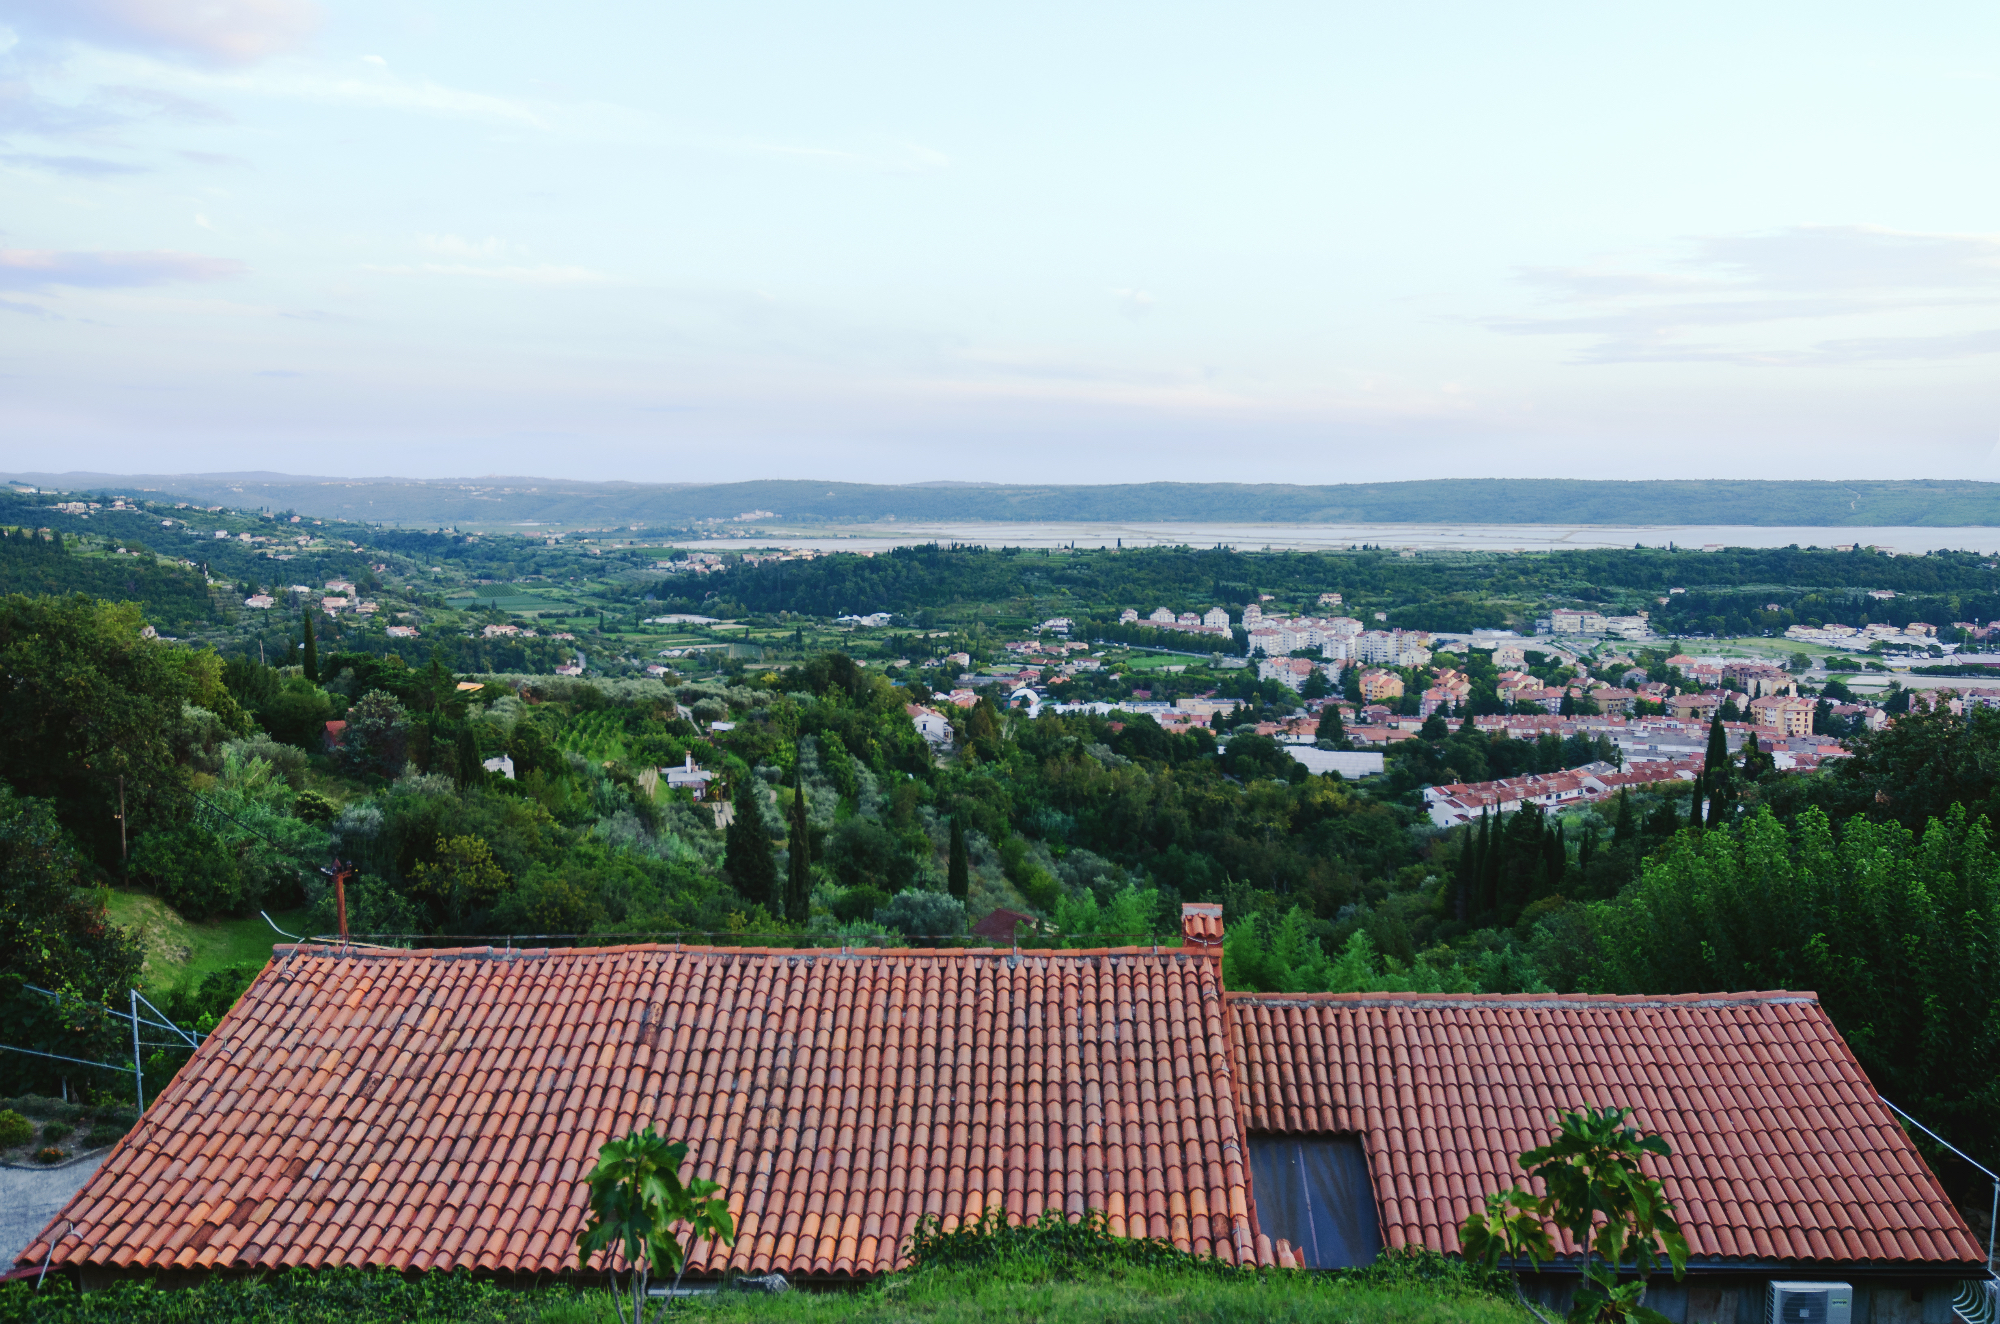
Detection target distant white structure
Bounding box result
[1007,687,1043,717]
[482,754,516,780]
[908,704,953,747]
[663,753,717,799]
[243,594,274,610]
[1284,748,1383,778]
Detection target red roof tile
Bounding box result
[1228,990,1983,1267]
[22,941,1260,1280]
[22,947,1981,1280]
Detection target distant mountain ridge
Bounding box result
[4,474,1994,528]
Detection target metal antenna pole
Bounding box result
[129,989,144,1112]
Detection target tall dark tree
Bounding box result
[453,726,482,788]
[1476,810,1499,919]
[724,777,777,910]
[302,607,319,683]
[947,816,970,902]
[784,759,811,924]
[1320,703,1346,747]
[1611,787,1635,848]
[1703,712,1732,827]
[1454,820,1479,923]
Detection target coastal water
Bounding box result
[672,522,2000,555]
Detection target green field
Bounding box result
[102,890,310,995]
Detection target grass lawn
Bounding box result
[534,1268,1533,1324]
[100,890,310,997]
[2,1266,1533,1324]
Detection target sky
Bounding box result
[4,1,2000,484]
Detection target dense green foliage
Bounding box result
[0,529,216,631]
[0,788,143,1097]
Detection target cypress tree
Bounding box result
[1477,810,1500,920]
[724,778,778,910]
[784,758,811,924]
[1542,820,1567,897]
[453,726,481,788]
[1611,787,1635,847]
[1704,712,1732,826]
[302,608,319,683]
[1454,820,1478,922]
[948,816,970,902]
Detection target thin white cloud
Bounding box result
[358,263,605,285]
[7,0,320,65]
[419,233,512,259]
[0,248,245,291]
[100,83,233,123]
[1111,288,1155,319]
[0,150,145,177]
[1493,225,2000,366]
[738,139,951,175]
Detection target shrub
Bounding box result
[876,889,966,938]
[84,1123,126,1149]
[130,821,246,920]
[33,1146,64,1164]
[834,885,891,923]
[0,1110,30,1148]
[905,1208,1233,1279]
[40,1121,72,1144]
[293,788,337,824]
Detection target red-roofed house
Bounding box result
[18,909,1986,1316]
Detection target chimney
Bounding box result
[1181,902,1223,950]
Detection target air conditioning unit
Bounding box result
[1765,1281,1853,1324]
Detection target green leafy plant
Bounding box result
[1460,1106,1689,1324]
[33,1146,64,1164]
[576,1128,735,1323]
[40,1121,72,1144]
[0,1110,31,1148]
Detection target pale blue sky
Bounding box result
[4,1,2000,483]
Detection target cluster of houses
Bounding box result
[1785,620,1941,650]
[654,552,727,575]
[1541,608,1654,639]
[242,579,379,617]
[1421,758,1701,826]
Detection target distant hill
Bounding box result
[6,473,1995,528]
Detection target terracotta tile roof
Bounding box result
[21,940,1265,1280]
[20,934,1982,1281]
[1228,990,1984,1267]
